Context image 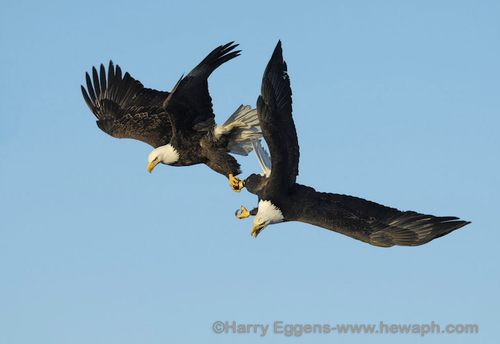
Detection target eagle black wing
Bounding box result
[163,42,241,134]
[257,41,299,193]
[291,185,470,247]
[81,61,171,148]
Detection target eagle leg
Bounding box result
[235,206,251,219]
[229,174,245,192]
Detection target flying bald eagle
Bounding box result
[235,41,470,247]
[81,42,260,191]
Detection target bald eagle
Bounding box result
[235,41,470,247]
[81,42,260,191]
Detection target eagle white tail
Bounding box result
[251,139,271,177]
[215,105,261,155]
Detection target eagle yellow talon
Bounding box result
[229,174,245,192]
[235,206,251,219]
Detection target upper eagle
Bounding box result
[235,41,470,247]
[81,42,261,191]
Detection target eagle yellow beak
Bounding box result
[251,224,262,239]
[147,160,160,173]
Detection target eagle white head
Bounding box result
[251,200,284,238]
[147,144,180,172]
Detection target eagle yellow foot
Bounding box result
[229,174,244,193]
[235,206,250,219]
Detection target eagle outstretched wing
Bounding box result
[163,42,241,134]
[81,61,172,148]
[257,41,299,193]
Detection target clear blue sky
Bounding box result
[1,0,498,343]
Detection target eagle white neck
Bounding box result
[149,144,179,165]
[257,200,284,224]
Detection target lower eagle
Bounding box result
[235,41,470,247]
[81,42,260,192]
